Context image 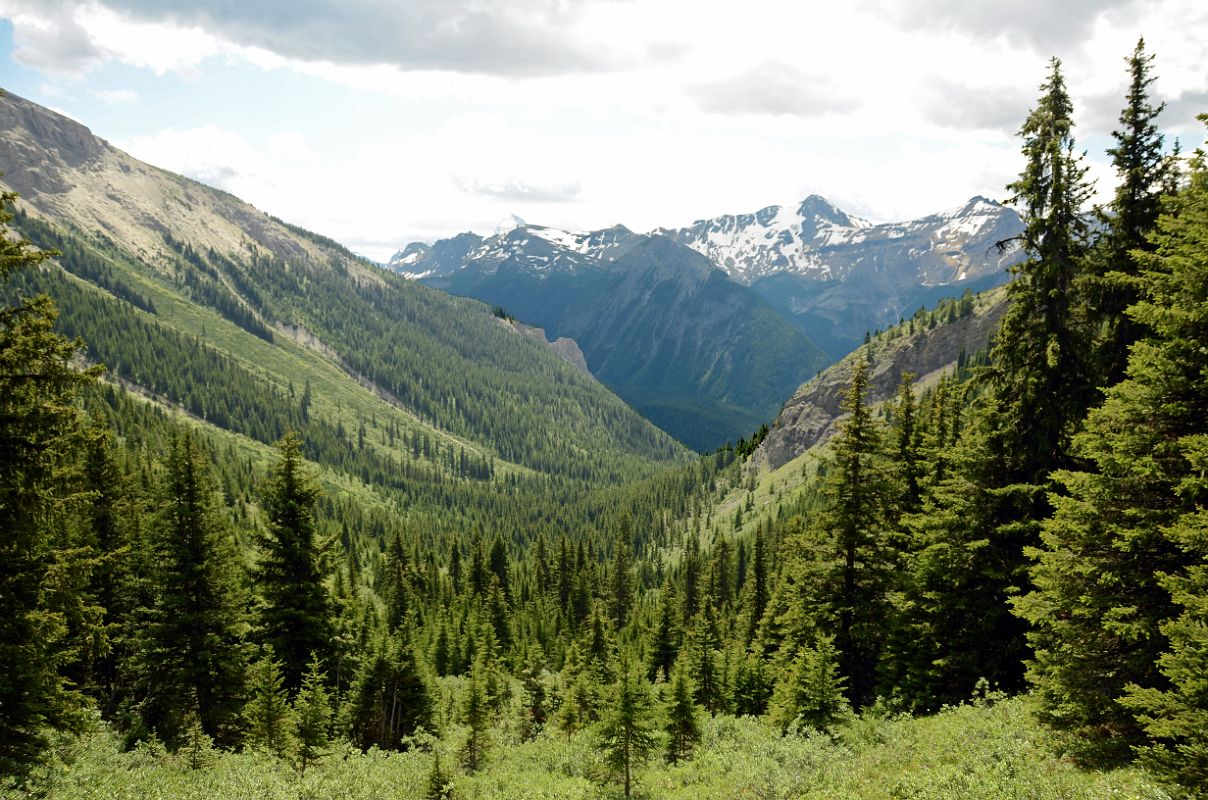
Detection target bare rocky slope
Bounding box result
[754,286,1008,470]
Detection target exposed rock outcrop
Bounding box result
[754,287,1009,470]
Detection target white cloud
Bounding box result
[6,0,1207,258]
[92,88,139,105]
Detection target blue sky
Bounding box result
[1,0,1206,260]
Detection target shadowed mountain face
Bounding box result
[391,224,831,451]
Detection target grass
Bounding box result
[7,696,1173,800]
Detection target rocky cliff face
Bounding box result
[753,286,1008,470]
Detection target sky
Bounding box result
[0,0,1206,261]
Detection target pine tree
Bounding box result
[664,664,700,764]
[425,752,454,800]
[996,56,1093,482]
[1086,38,1173,388]
[243,647,296,759]
[344,626,432,751]
[0,188,100,775]
[459,659,490,772]
[814,356,896,708]
[743,524,769,644]
[770,635,849,733]
[596,663,659,799]
[256,431,331,691]
[133,432,248,748]
[943,57,1095,701]
[1050,127,1208,790]
[610,519,634,627]
[647,580,679,682]
[294,655,333,772]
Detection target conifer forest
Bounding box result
[2,37,1207,800]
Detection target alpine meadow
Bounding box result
[2,7,1208,800]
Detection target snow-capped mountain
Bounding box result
[388,223,642,282]
[657,194,1021,286]
[385,193,1023,445]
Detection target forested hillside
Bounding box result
[2,40,1207,800]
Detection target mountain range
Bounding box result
[389,193,1022,448]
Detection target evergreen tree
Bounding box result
[425,752,454,800]
[995,56,1094,481]
[940,57,1095,701]
[0,188,99,774]
[487,534,509,599]
[770,635,849,733]
[1023,127,1208,787]
[459,659,490,772]
[743,523,769,644]
[647,580,679,681]
[256,431,332,691]
[344,626,432,751]
[294,655,333,772]
[664,664,701,764]
[243,647,296,759]
[1086,38,1173,387]
[132,432,248,747]
[596,662,659,799]
[813,356,896,708]
[610,519,634,627]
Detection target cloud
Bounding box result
[92,88,139,105]
[453,175,582,204]
[1162,90,1208,133]
[879,0,1140,54]
[4,0,109,77]
[687,62,859,117]
[922,79,1033,132]
[28,0,620,77]
[125,125,261,193]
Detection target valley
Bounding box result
[2,24,1206,800]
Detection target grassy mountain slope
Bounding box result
[0,91,688,490]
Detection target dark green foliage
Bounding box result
[596,662,659,798]
[1085,38,1173,388]
[803,357,897,708]
[255,432,331,690]
[995,57,1093,485]
[0,190,99,776]
[1022,130,1207,787]
[242,648,295,759]
[664,665,701,764]
[460,661,490,772]
[131,432,249,748]
[770,635,849,733]
[344,628,432,751]
[425,752,454,800]
[294,656,333,772]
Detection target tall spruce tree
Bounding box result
[134,432,249,747]
[941,57,1095,699]
[995,56,1094,482]
[256,431,331,691]
[596,662,658,799]
[1086,38,1172,388]
[664,663,701,764]
[0,189,98,775]
[1026,127,1208,790]
[1014,54,1184,763]
[813,356,896,708]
